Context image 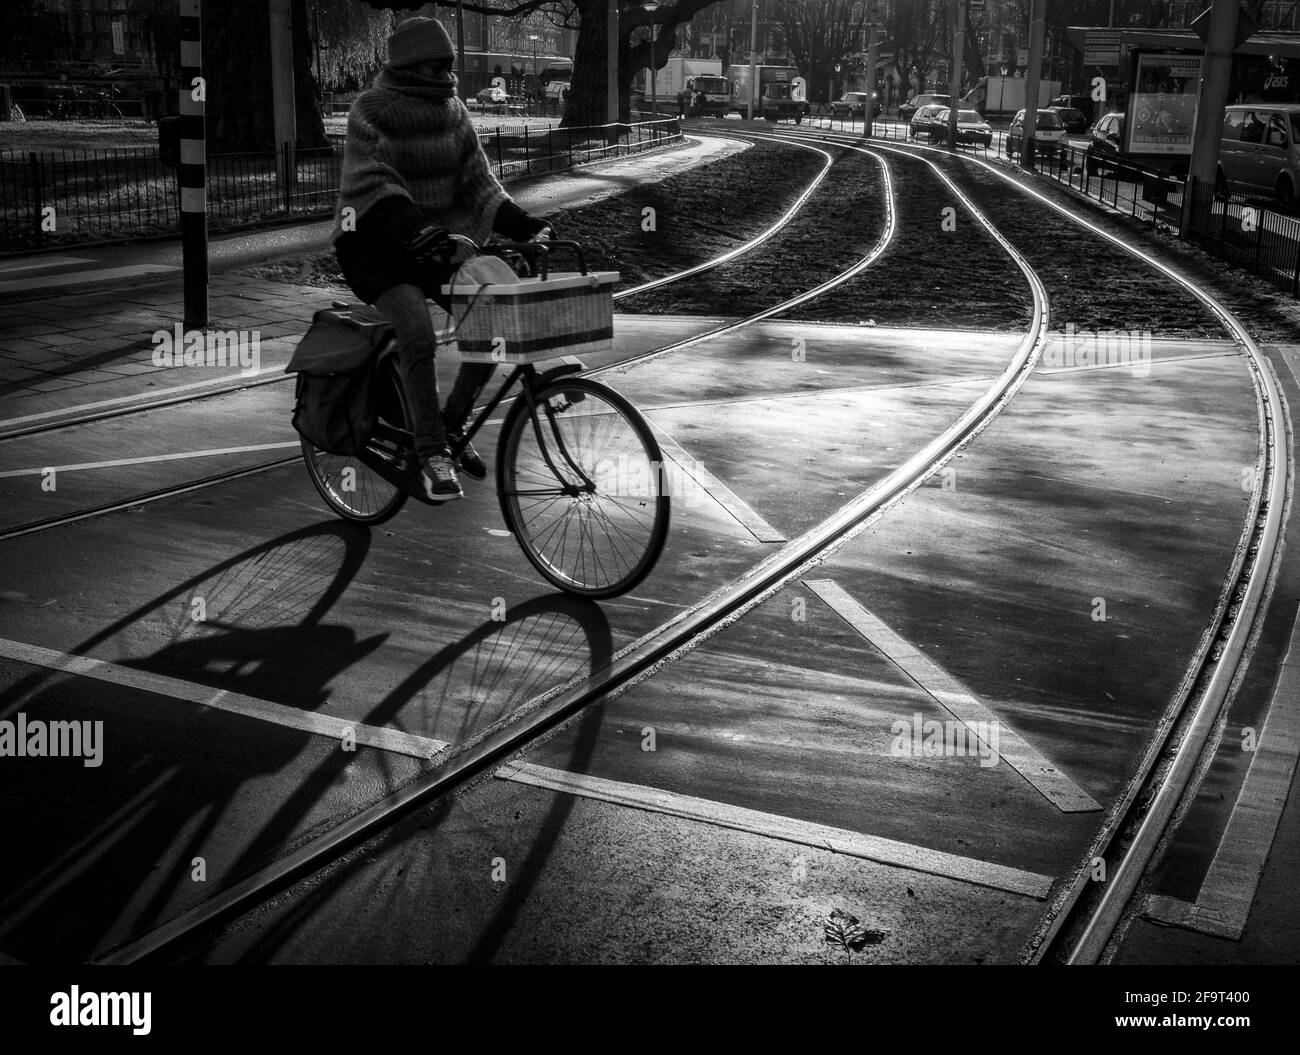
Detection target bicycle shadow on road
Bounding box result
[195,590,615,965]
[0,520,617,964]
[0,522,383,962]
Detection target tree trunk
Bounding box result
[204,0,325,152]
[563,0,693,129]
[562,0,615,128]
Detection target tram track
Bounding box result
[0,136,835,446]
[90,134,1055,964]
[5,121,1286,968]
[0,138,861,544]
[753,122,1292,966]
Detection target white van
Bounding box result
[1219,104,1300,206]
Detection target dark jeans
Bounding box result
[374,283,495,464]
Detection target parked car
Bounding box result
[1050,93,1095,124]
[931,107,994,147]
[543,80,570,102]
[829,91,881,119]
[909,103,948,139]
[1050,105,1089,134]
[1218,104,1300,207]
[1005,108,1067,159]
[472,87,526,114]
[1084,111,1127,175]
[899,93,951,122]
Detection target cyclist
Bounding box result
[332,15,550,502]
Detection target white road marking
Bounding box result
[651,425,786,543]
[0,263,176,295]
[0,637,448,760]
[0,366,289,432]
[0,255,95,276]
[1144,604,1300,939]
[0,441,299,477]
[803,579,1101,813]
[497,761,1053,898]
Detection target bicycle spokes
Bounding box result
[501,379,669,597]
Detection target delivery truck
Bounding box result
[725,64,809,122]
[963,75,1062,118]
[686,73,732,116]
[636,57,723,102]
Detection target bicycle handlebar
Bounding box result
[456,237,589,281]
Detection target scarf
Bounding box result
[331,66,506,246]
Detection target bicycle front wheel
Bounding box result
[301,357,409,525]
[498,377,670,598]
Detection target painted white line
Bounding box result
[497,761,1053,898]
[804,579,1100,813]
[0,256,95,276]
[1144,604,1300,939]
[0,263,176,295]
[0,365,289,431]
[0,441,300,477]
[651,425,786,543]
[0,637,448,760]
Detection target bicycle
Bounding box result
[92,89,123,119]
[298,240,671,599]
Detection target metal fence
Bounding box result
[1022,142,1300,297]
[803,115,1300,300]
[1181,177,1300,295]
[0,116,680,251]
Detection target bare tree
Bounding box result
[204,0,327,150]
[364,0,724,126]
[777,0,866,105]
[886,0,950,100]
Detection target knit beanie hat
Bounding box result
[387,17,455,69]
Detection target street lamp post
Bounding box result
[529,33,539,112]
[748,0,757,121]
[642,1,661,116]
[607,0,618,133]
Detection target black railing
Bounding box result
[0,116,681,251]
[1022,142,1299,298]
[1182,177,1300,296]
[799,113,1300,299]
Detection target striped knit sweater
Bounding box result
[331,68,508,247]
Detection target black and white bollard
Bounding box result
[179,0,207,329]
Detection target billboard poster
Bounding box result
[1126,52,1202,155]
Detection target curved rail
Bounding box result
[767,121,1291,965]
[94,141,1053,964]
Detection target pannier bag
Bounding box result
[285,305,393,456]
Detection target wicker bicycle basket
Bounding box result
[441,269,621,363]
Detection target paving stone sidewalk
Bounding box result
[0,132,749,416]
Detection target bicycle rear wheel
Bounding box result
[301,356,409,524]
[498,376,670,598]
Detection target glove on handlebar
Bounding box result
[403,222,457,267]
[493,199,552,242]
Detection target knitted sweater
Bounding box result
[331,68,508,247]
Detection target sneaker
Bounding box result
[420,453,463,502]
[449,430,487,480]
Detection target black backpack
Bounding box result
[286,305,393,456]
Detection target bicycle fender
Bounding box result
[537,361,585,386]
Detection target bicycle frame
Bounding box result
[357,354,598,504]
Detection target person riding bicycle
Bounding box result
[332,16,551,502]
